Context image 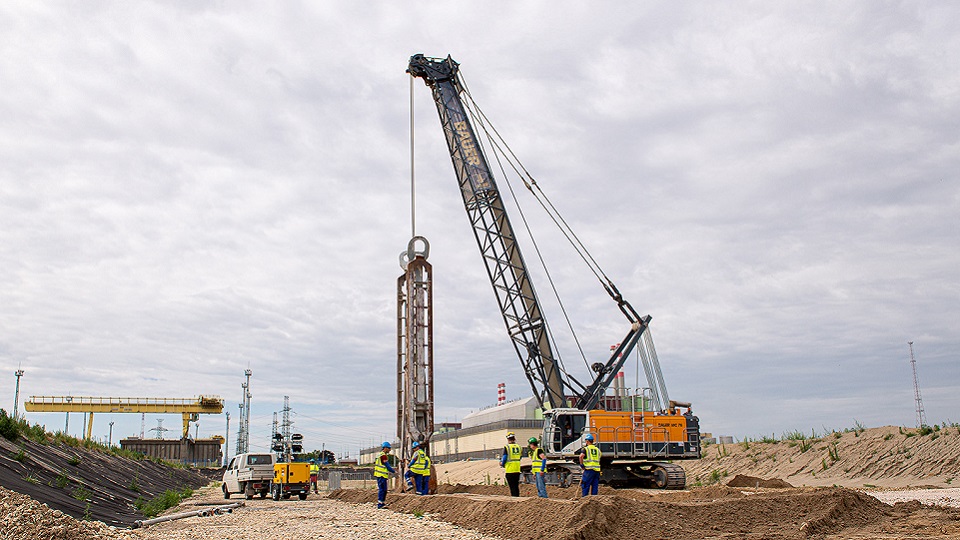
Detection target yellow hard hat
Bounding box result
[506,432,516,439]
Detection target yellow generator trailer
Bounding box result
[271,462,311,500]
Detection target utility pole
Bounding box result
[108,421,115,447]
[908,341,927,428]
[237,369,253,454]
[140,412,145,439]
[236,403,244,455]
[281,396,292,463]
[13,369,24,419]
[224,412,230,466]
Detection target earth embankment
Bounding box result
[0,435,210,527]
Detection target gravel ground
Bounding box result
[864,487,960,508]
[128,487,502,540]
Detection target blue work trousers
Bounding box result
[534,472,548,498]
[581,469,600,496]
[414,474,430,495]
[377,477,388,504]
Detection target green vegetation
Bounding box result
[0,409,21,441]
[129,473,141,493]
[11,448,26,462]
[134,488,193,519]
[706,468,728,485]
[760,434,777,444]
[72,486,91,502]
[828,443,840,462]
[740,438,751,450]
[918,425,934,436]
[67,454,82,466]
[23,473,40,484]
[55,470,70,488]
[413,510,425,518]
[883,433,893,441]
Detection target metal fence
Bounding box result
[315,470,374,491]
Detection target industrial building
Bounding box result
[360,395,541,465]
[120,437,223,467]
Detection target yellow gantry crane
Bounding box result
[24,396,224,440]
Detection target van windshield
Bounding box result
[247,454,273,465]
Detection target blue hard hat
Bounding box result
[584,434,595,441]
[382,441,392,448]
[412,441,420,448]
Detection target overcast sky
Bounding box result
[2,2,957,457]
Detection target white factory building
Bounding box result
[359,395,543,465]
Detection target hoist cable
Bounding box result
[461,79,590,376]
[459,84,616,293]
[409,73,416,238]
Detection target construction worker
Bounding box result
[528,437,547,498]
[578,433,601,496]
[500,432,522,497]
[408,441,431,495]
[373,442,395,508]
[309,459,320,494]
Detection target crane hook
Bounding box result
[399,236,430,270]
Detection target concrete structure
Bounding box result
[121,437,223,467]
[461,397,540,428]
[361,398,544,465]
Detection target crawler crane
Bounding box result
[408,54,701,489]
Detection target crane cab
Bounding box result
[542,408,701,461]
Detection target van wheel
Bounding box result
[223,485,230,500]
[298,493,307,500]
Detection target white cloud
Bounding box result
[1,2,957,454]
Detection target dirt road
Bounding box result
[127,486,500,540]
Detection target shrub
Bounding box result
[67,454,82,466]
[828,443,840,462]
[55,471,70,488]
[11,448,26,462]
[0,409,21,441]
[135,488,193,518]
[72,486,91,501]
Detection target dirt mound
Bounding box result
[331,485,957,539]
[0,436,210,527]
[686,425,960,488]
[0,486,128,540]
[727,474,794,488]
[434,483,618,500]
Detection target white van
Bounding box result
[223,453,276,499]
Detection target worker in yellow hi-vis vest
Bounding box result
[579,433,601,496]
[500,432,523,497]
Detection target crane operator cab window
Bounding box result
[550,412,586,453]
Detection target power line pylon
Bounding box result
[908,341,927,428]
